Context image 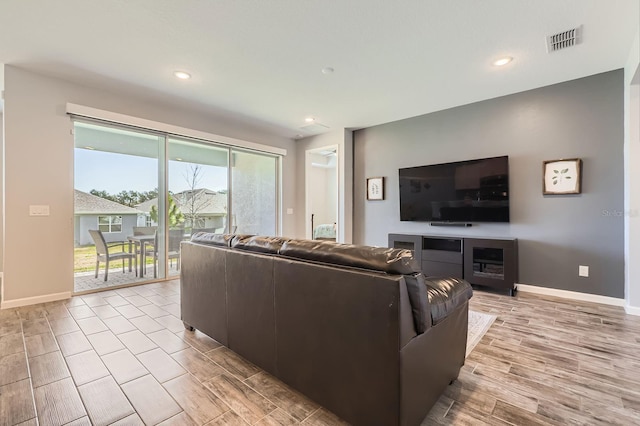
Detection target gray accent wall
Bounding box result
[354,70,624,298]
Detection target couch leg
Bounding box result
[183,322,195,331]
[449,379,456,385]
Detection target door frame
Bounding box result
[305,144,339,241]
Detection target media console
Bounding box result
[388,233,518,296]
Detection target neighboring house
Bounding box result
[136,188,228,230]
[74,190,143,246]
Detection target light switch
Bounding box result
[29,205,50,216]
[286,208,294,215]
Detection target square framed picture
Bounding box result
[543,158,582,195]
[367,177,385,200]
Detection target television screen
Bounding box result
[399,156,509,223]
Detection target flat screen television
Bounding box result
[399,155,509,223]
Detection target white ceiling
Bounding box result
[0,0,638,139]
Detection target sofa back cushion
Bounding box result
[190,232,235,247]
[231,235,291,254]
[279,239,420,275]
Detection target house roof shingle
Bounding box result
[74,190,142,215]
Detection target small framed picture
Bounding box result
[543,158,582,195]
[367,177,385,200]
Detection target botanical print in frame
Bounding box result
[543,158,582,195]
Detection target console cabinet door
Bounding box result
[463,238,518,291]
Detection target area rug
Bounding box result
[466,310,497,357]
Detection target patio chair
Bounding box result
[88,229,137,281]
[148,229,184,277]
[168,229,184,270]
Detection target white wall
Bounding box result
[0,112,3,278]
[624,28,640,314]
[295,129,353,243]
[2,66,296,305]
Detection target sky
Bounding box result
[74,149,228,194]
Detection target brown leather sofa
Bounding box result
[180,234,473,426]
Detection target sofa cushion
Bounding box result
[425,277,473,325]
[403,273,431,334]
[190,232,241,247]
[279,239,420,275]
[231,235,291,254]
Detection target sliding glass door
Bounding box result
[231,149,278,236]
[166,138,229,276]
[73,120,280,293]
[73,121,166,292]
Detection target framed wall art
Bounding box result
[543,158,582,195]
[367,177,385,200]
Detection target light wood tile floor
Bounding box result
[1,281,640,425]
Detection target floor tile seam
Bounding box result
[488,369,585,409]
[531,340,629,362]
[116,373,179,425]
[74,377,132,426]
[0,331,25,357]
[198,367,284,424]
[489,403,547,426]
[440,399,455,419]
[575,393,625,412]
[152,370,223,424]
[489,342,577,367]
[239,372,301,419]
[468,371,540,414]
[19,317,40,426]
[298,407,322,424]
[201,348,257,383]
[484,362,622,410]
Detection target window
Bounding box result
[98,216,122,233]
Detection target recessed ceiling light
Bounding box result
[173,70,191,80]
[84,146,95,150]
[175,157,183,161]
[322,67,334,74]
[305,117,315,123]
[492,57,513,67]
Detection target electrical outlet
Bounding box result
[579,265,589,277]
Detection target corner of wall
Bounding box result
[624,25,640,312]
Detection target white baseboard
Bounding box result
[0,292,71,309]
[516,284,625,307]
[624,304,640,316]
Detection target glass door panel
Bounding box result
[231,149,278,236]
[167,138,229,277]
[73,121,165,292]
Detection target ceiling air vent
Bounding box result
[546,26,582,53]
[299,122,330,134]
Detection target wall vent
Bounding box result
[546,26,582,53]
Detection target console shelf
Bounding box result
[388,233,518,296]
